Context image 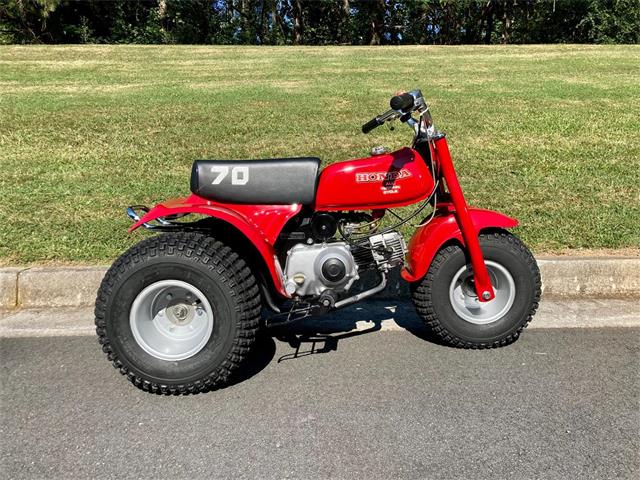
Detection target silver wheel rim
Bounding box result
[129,280,214,361]
[448,260,516,325]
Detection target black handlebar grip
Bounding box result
[362,117,382,134]
[390,93,414,112]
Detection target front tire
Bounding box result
[411,231,541,349]
[95,232,261,394]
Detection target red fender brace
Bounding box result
[129,194,301,297]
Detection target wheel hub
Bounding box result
[167,303,194,325]
[129,280,214,361]
[449,261,516,325]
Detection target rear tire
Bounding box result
[95,232,261,394]
[411,231,540,349]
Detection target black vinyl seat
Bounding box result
[190,158,320,205]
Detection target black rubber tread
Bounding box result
[95,232,261,395]
[411,231,541,349]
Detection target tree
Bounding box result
[1,0,637,45]
[0,0,63,43]
[578,0,640,43]
[292,0,303,44]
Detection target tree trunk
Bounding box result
[369,0,385,45]
[157,0,167,39]
[484,1,494,44]
[340,0,350,44]
[500,0,512,44]
[292,0,303,44]
[239,0,250,44]
[258,0,267,44]
[270,1,278,44]
[274,3,287,44]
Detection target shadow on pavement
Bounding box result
[274,323,382,363]
[269,299,443,363]
[222,299,442,388]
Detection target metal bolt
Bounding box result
[482,291,492,300]
[174,304,190,320]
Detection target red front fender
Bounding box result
[401,207,519,282]
[130,194,301,297]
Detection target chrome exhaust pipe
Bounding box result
[334,272,387,309]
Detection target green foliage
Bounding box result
[0,0,64,43]
[0,0,638,45]
[578,0,640,44]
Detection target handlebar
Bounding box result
[362,116,383,134]
[361,109,399,134]
[361,89,426,134]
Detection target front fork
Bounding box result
[431,135,495,302]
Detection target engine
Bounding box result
[351,232,406,272]
[283,232,406,298]
[283,242,358,297]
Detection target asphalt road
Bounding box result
[1,319,638,480]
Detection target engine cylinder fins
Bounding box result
[349,232,406,271]
[368,232,407,268]
[351,244,377,271]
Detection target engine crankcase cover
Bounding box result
[284,242,358,297]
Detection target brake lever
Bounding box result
[362,109,400,134]
[379,109,399,122]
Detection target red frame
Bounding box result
[429,136,495,301]
[131,136,515,301]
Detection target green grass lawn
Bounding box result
[1,45,638,265]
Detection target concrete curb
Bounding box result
[537,257,640,298]
[1,257,639,309]
[17,267,108,308]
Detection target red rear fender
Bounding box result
[401,207,519,282]
[129,194,301,297]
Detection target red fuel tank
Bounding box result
[315,147,435,211]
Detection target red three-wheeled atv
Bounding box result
[96,90,541,394]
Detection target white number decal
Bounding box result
[231,166,249,185]
[210,166,250,186]
[210,166,229,185]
